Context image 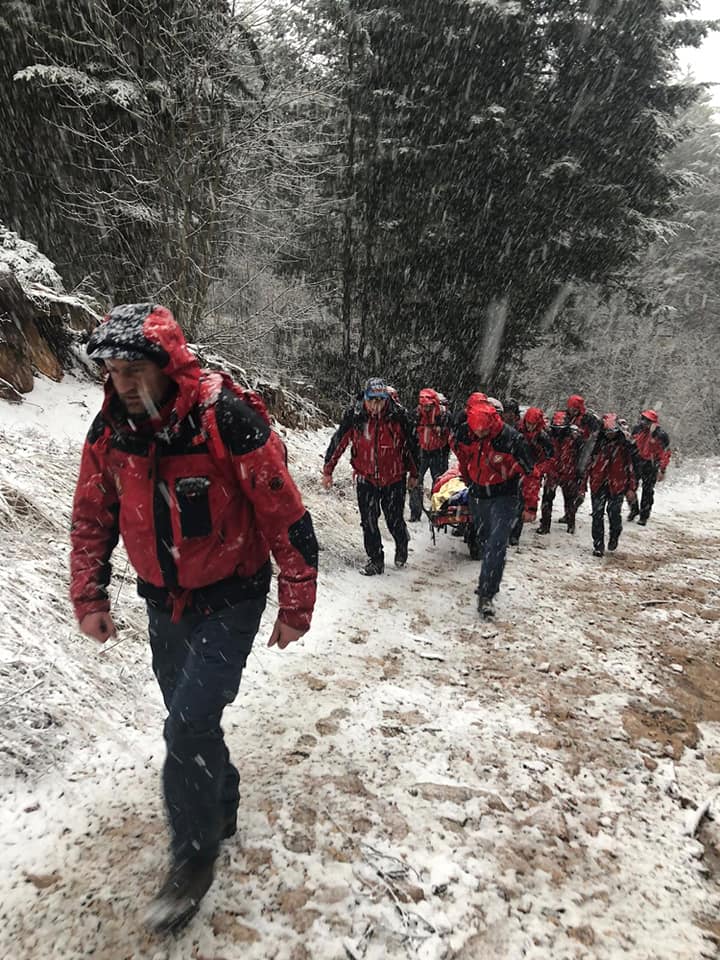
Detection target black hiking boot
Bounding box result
[536,522,550,535]
[394,548,408,569]
[566,520,575,535]
[359,558,384,576]
[557,514,568,524]
[607,535,619,552]
[222,810,237,840]
[627,503,640,522]
[509,535,520,547]
[592,547,604,557]
[144,856,215,934]
[477,596,495,619]
[637,517,648,527]
[474,588,495,619]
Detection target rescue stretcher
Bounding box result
[424,469,479,558]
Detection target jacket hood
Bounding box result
[522,406,547,430]
[466,394,504,438]
[89,303,202,427]
[567,394,586,414]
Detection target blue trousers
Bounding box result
[469,494,518,599]
[148,595,266,862]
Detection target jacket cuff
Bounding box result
[278,606,312,632]
[74,597,111,623]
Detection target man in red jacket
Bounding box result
[559,393,601,522]
[409,387,451,522]
[566,393,601,441]
[628,409,671,526]
[452,394,535,618]
[588,413,637,556]
[509,406,553,545]
[538,411,585,534]
[322,378,419,575]
[70,304,318,932]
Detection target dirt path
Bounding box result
[1,486,719,960]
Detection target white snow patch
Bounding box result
[0,383,718,959]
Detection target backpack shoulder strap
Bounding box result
[197,370,275,482]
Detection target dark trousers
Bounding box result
[357,477,409,563]
[469,494,518,599]
[510,489,525,543]
[541,481,580,529]
[636,460,658,520]
[591,486,623,550]
[148,595,266,863]
[409,449,448,520]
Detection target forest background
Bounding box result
[1,0,719,449]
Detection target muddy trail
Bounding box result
[1,444,719,959]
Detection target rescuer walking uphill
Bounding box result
[538,411,585,535]
[322,378,419,575]
[452,394,535,618]
[409,387,451,522]
[70,303,318,933]
[629,409,671,526]
[587,413,637,556]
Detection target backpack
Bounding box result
[197,370,281,482]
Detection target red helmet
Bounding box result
[551,411,567,427]
[640,409,658,424]
[567,394,586,414]
[465,391,487,411]
[523,406,546,429]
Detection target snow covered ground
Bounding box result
[1,374,720,960]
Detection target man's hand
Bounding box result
[80,611,117,644]
[407,476,419,490]
[657,470,666,483]
[522,509,536,523]
[268,618,306,650]
[321,472,333,490]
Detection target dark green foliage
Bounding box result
[288,0,717,403]
[522,95,720,453]
[0,0,264,335]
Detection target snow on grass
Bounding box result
[0,382,719,959]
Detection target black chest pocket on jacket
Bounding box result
[175,477,212,539]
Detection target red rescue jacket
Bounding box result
[588,434,637,496]
[70,309,318,630]
[518,413,553,510]
[632,423,671,470]
[451,410,536,509]
[545,427,584,487]
[324,398,419,487]
[415,390,451,452]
